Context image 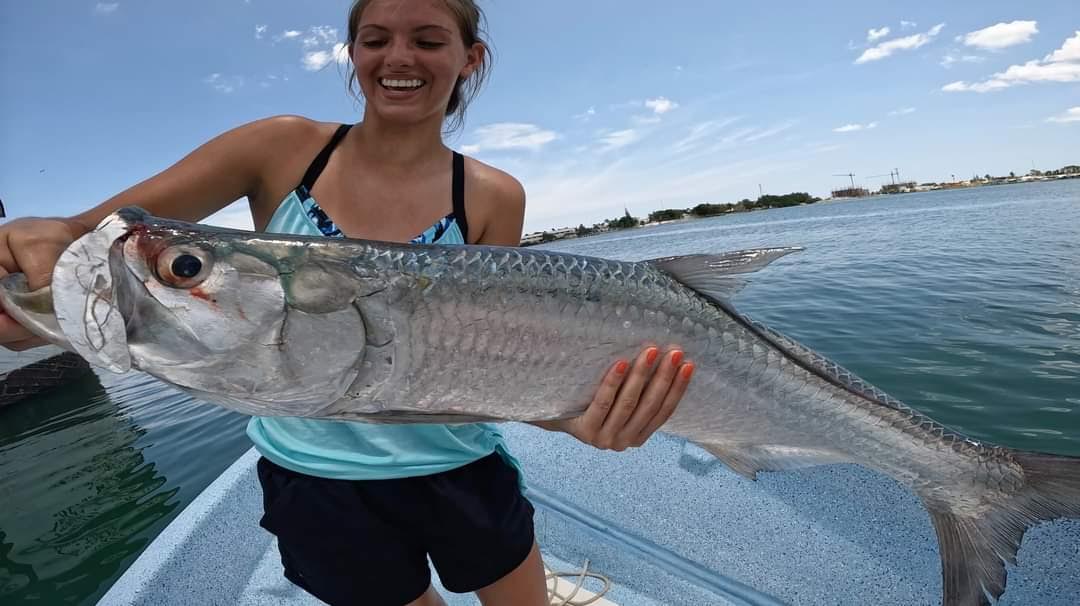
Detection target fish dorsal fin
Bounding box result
[646,247,802,301]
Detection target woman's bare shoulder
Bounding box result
[462,156,526,246]
[240,115,342,148]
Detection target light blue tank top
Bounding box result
[246,186,522,482]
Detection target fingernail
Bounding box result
[670,350,684,367]
[645,347,659,366]
[680,363,695,380]
[615,360,630,374]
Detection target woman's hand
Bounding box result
[0,217,87,351]
[532,345,695,451]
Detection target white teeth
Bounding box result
[380,78,424,89]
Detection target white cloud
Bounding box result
[888,107,916,116]
[833,122,878,133]
[901,21,917,29]
[644,97,678,114]
[301,43,349,71]
[574,106,597,120]
[302,51,335,71]
[1047,107,1080,123]
[1045,30,1080,63]
[959,21,1038,50]
[598,129,641,152]
[744,121,797,142]
[94,2,119,14]
[462,123,558,154]
[518,153,798,232]
[333,42,350,65]
[943,33,1080,92]
[304,26,339,48]
[856,23,945,64]
[278,26,346,71]
[255,24,267,40]
[204,73,243,94]
[867,27,890,42]
[940,53,984,68]
[670,117,742,153]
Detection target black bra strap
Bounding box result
[452,151,469,243]
[299,123,353,195]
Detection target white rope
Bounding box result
[545,558,612,606]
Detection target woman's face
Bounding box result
[352,0,482,126]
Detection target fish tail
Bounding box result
[924,449,1080,606]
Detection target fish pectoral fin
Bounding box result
[701,443,849,480]
[646,247,801,301]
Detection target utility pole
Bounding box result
[758,184,763,198]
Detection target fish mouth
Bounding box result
[51,208,149,373]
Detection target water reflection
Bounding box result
[0,372,178,605]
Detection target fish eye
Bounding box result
[171,254,202,278]
[156,246,213,289]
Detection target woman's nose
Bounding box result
[384,38,414,67]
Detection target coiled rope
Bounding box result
[545,558,612,606]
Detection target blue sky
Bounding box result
[1,1,1077,233]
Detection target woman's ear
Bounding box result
[460,41,485,79]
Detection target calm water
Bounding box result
[1,179,1078,604]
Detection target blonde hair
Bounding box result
[346,0,491,133]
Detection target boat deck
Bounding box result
[98,424,1080,605]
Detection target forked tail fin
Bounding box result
[924,450,1080,606]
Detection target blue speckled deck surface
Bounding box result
[98,424,1080,606]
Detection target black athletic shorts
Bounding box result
[255,452,536,606]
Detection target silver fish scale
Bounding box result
[385,248,850,439]
[335,242,1014,488]
[745,318,994,455]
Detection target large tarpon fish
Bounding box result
[1,207,1077,606]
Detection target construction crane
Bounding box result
[869,169,903,185]
[832,172,857,188]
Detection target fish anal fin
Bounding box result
[646,247,802,301]
[927,510,1009,606]
[700,443,849,481]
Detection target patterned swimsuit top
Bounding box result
[274,122,469,245]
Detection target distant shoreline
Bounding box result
[520,171,1079,247]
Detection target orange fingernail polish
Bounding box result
[680,363,695,380]
[670,351,684,367]
[646,347,659,365]
[615,360,629,374]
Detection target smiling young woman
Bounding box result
[0,1,696,605]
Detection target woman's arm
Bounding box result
[68,115,324,232]
[0,115,324,351]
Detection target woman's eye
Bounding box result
[360,39,387,48]
[416,40,446,49]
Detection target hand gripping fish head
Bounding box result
[47,207,372,416]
